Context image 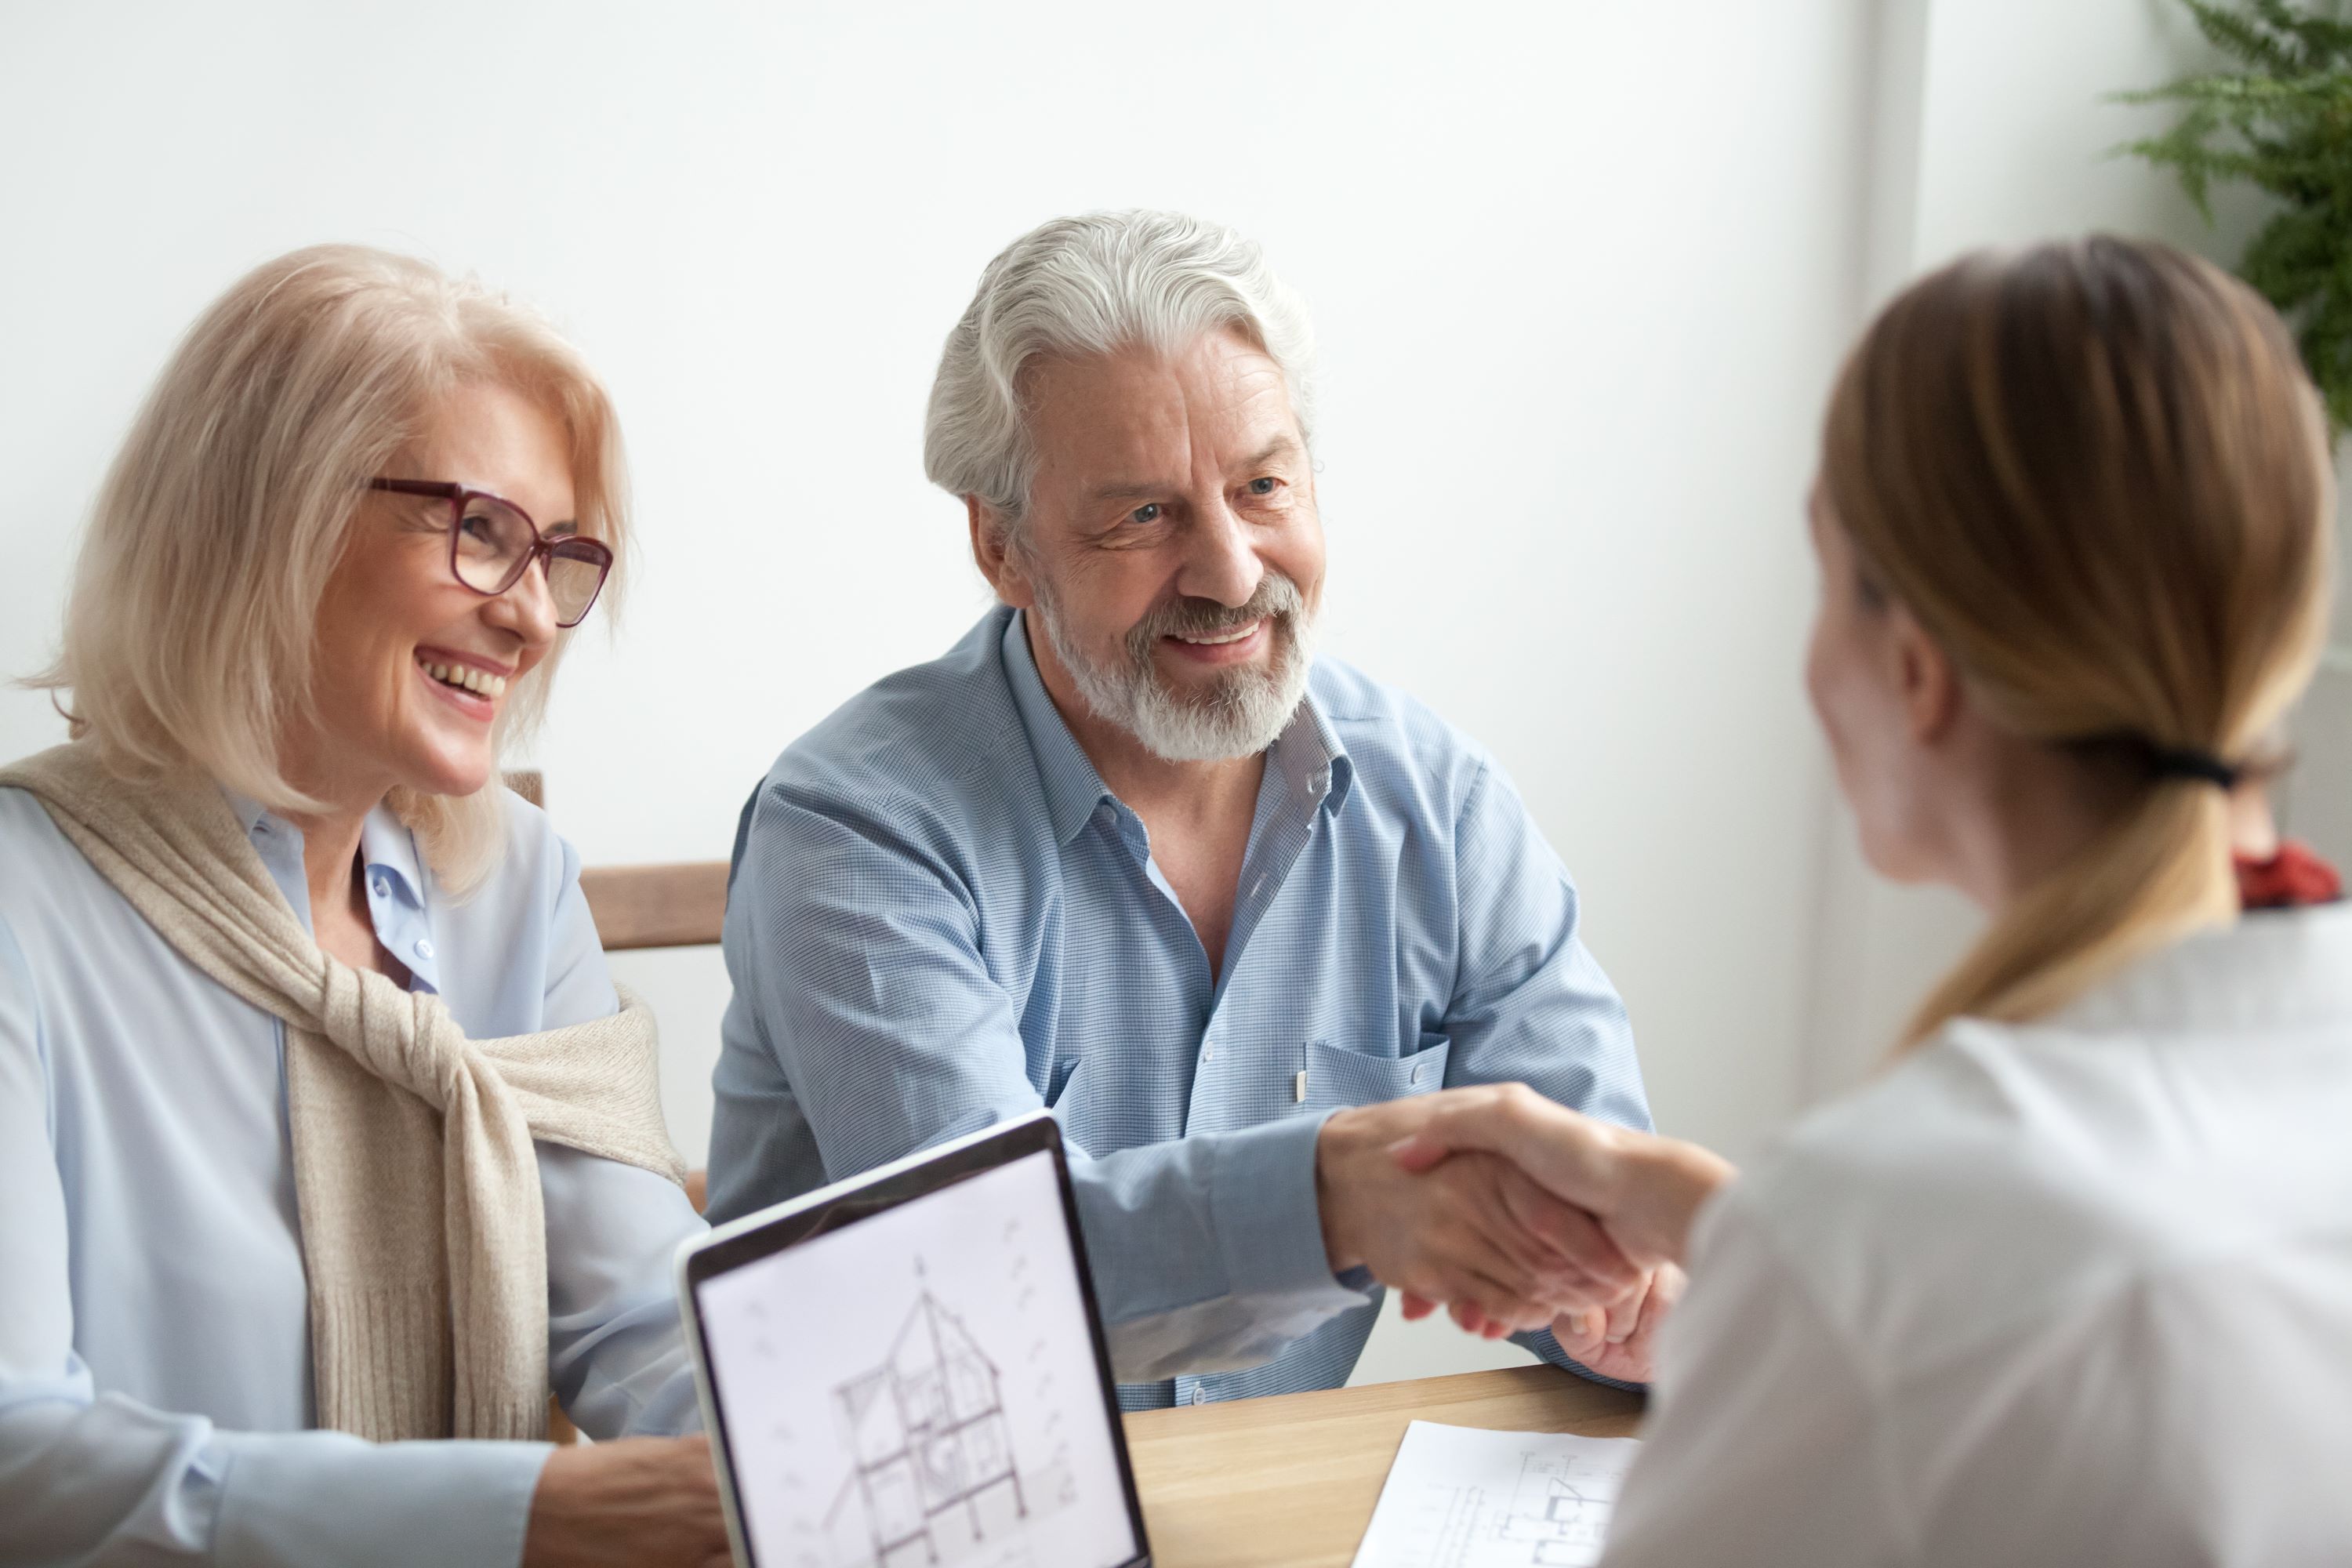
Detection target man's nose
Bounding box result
[1177,499,1265,608]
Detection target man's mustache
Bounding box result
[1126,575,1308,657]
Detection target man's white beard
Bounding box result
[1029,572,1317,764]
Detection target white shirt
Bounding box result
[0,784,706,1568]
[1606,901,2352,1567]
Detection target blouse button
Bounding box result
[371,877,390,899]
[414,938,435,960]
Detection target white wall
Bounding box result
[1798,0,2309,1095]
[1,2,1879,1385]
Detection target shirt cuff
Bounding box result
[1516,1325,1648,1393]
[214,1432,552,1568]
[1209,1109,1372,1313]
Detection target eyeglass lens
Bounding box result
[450,494,608,626]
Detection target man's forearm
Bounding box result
[1068,1112,1375,1383]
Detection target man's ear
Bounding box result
[967,495,1036,609]
[1890,601,1962,746]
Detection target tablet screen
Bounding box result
[693,1146,1144,1568]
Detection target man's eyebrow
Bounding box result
[1087,437,1304,501]
[1239,435,1303,470]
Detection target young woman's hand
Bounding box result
[1388,1083,1737,1270]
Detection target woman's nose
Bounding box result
[487,554,560,644]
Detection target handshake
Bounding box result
[1314,1083,1735,1384]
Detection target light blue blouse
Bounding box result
[0,782,706,1567]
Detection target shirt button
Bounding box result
[1411,1062,1425,1085]
[1190,1386,1208,1406]
[1201,1047,1214,1063]
[371,877,390,899]
[413,938,434,960]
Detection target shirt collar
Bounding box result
[215,785,439,991]
[2042,898,2352,1039]
[1272,678,1356,821]
[1003,610,1120,846]
[999,608,1354,844]
[358,803,427,911]
[221,786,274,840]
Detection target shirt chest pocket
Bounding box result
[1301,1033,1451,1111]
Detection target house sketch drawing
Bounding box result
[824,1281,1029,1568]
[1489,1454,1616,1566]
[1352,1425,1637,1568]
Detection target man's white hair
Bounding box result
[924,209,1317,524]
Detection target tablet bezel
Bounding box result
[675,1111,1151,1568]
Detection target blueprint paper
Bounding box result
[1350,1421,1639,1568]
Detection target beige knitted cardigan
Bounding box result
[0,743,686,1442]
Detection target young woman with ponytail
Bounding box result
[1393,236,2350,1564]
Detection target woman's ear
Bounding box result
[1890,601,1963,746]
[967,496,1036,610]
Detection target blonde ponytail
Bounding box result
[1821,238,2335,1050]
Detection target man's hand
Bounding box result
[1316,1092,1644,1334]
[1388,1083,1736,1269]
[522,1436,732,1568]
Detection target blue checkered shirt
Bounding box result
[706,608,1652,1410]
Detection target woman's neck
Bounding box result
[1948,727,2139,913]
[283,800,373,923]
[274,736,397,921]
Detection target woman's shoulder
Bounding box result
[1711,1024,2201,1370]
[409,785,608,1023]
[414,784,581,913]
[0,784,119,927]
[493,783,580,903]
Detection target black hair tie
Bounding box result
[2143,745,2241,790]
[2063,731,2244,789]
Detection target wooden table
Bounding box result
[1120,1367,1645,1567]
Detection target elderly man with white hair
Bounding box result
[706,211,1662,1407]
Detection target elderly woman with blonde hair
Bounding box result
[0,247,727,1566]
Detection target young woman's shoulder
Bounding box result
[1715,1023,2198,1371]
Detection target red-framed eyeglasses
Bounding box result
[368,477,613,628]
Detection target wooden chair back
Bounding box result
[509,769,732,951]
[506,769,726,1439]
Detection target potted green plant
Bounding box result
[2121,1,2352,432]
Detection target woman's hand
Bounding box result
[522,1436,732,1568]
[1388,1083,1737,1269]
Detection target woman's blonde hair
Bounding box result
[38,243,630,891]
[1823,237,2336,1047]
